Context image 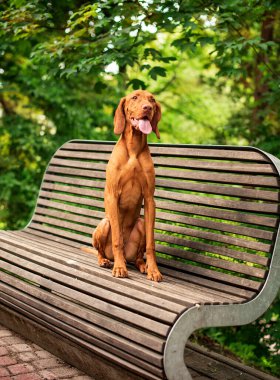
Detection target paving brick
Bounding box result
[8,363,34,375]
[13,374,42,380]
[35,350,57,359]
[0,355,17,366]
[33,357,63,370]
[2,336,24,345]
[0,367,10,377]
[0,326,95,380]
[38,369,59,380]
[8,344,32,353]
[0,329,13,338]
[0,346,9,356]
[18,352,38,362]
[31,344,42,350]
[47,365,82,378]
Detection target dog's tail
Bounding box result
[80,246,98,256]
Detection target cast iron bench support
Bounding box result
[1,140,280,380]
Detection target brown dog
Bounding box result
[83,90,162,282]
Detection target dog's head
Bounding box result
[114,90,161,139]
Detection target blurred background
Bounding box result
[0,0,279,375]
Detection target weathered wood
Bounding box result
[33,206,271,257]
[156,179,279,202]
[36,198,274,240]
[156,258,263,291]
[61,142,270,161]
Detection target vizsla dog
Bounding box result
[83,90,162,282]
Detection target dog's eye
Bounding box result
[150,98,156,103]
[132,96,138,100]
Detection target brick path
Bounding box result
[0,324,95,380]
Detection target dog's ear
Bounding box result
[114,97,126,135]
[151,102,161,139]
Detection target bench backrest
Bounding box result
[30,140,280,298]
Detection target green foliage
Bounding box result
[0,0,280,374]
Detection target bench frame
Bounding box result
[1,140,280,380]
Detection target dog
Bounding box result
[82,90,162,282]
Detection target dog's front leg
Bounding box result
[144,195,163,282]
[106,193,128,278]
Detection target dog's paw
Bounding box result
[135,259,146,274]
[98,258,112,268]
[146,266,163,282]
[112,264,128,278]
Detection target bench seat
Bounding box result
[1,140,280,380]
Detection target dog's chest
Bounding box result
[118,157,145,209]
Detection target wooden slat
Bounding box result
[156,178,279,202]
[153,157,276,174]
[155,199,277,228]
[37,199,105,220]
[37,198,274,241]
[41,182,104,199]
[155,168,279,188]
[4,230,245,305]
[51,158,107,171]
[44,174,279,205]
[155,222,271,254]
[44,172,279,202]
[32,214,94,235]
[24,227,83,248]
[0,253,179,324]
[45,174,105,189]
[155,232,268,267]
[0,271,164,353]
[3,230,233,305]
[62,142,269,162]
[55,150,111,161]
[0,303,164,380]
[0,236,186,315]
[155,210,274,240]
[31,213,269,272]
[45,174,279,205]
[38,190,104,209]
[155,189,279,214]
[150,146,269,162]
[159,266,256,299]
[0,258,170,335]
[157,257,262,291]
[0,290,164,376]
[34,206,271,255]
[39,182,279,215]
[155,244,266,278]
[38,190,277,229]
[8,229,250,304]
[30,222,91,244]
[47,165,106,179]
[3,230,254,302]
[47,162,278,188]
[62,142,114,152]
[51,155,276,175]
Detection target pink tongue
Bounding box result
[138,119,152,134]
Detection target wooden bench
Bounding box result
[1,140,280,380]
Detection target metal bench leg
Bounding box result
[164,306,198,380]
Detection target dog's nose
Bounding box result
[142,104,152,112]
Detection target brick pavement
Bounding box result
[0,324,95,380]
